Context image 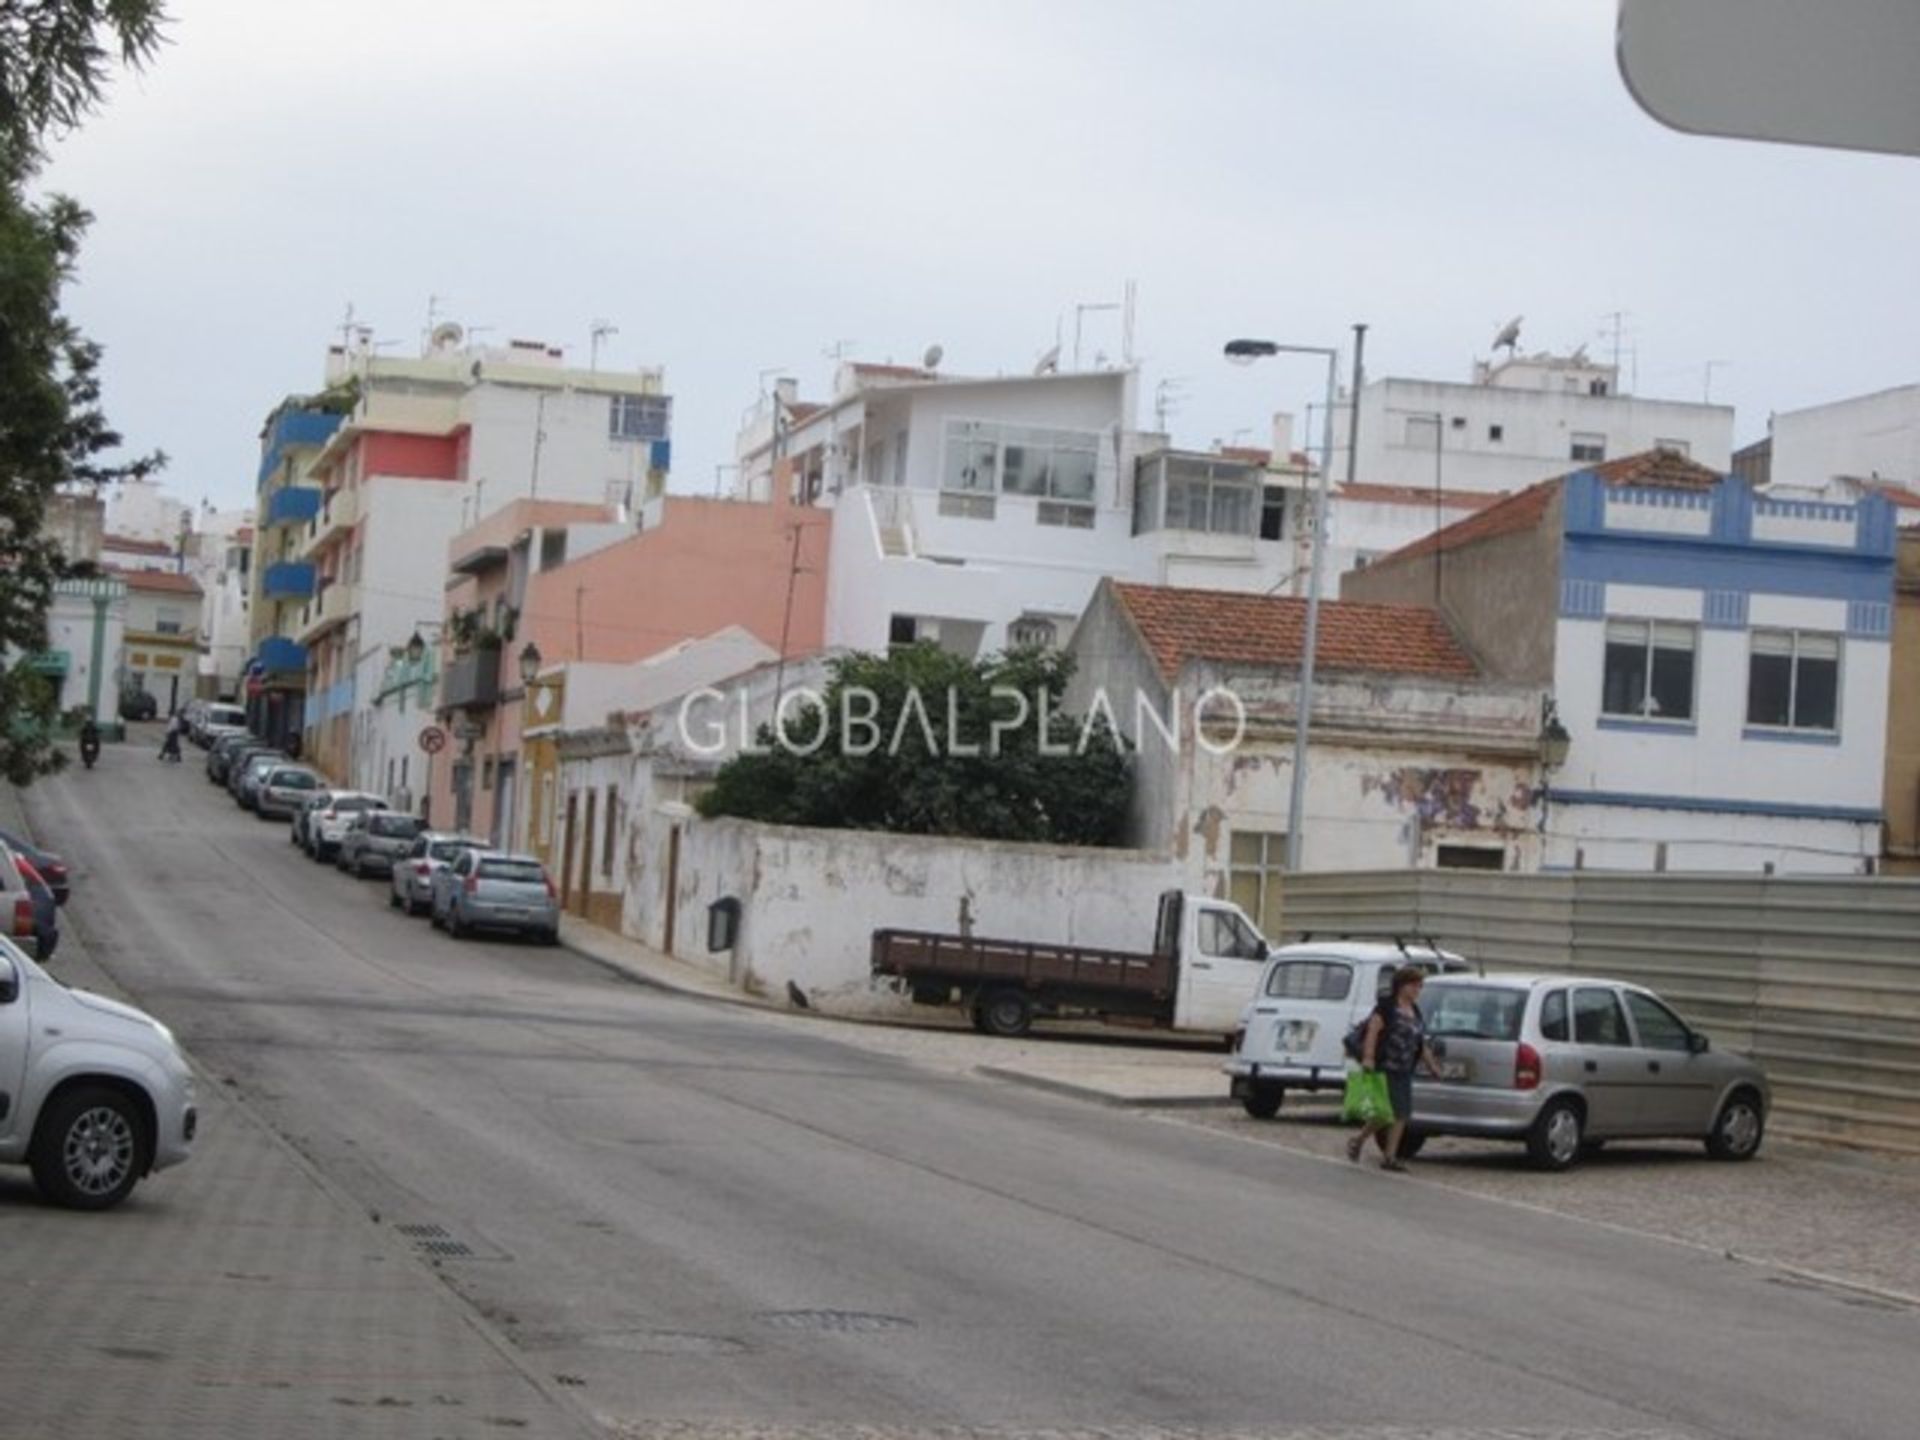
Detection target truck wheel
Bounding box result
[30,1085,151,1211]
[975,988,1034,1038]
[1241,1085,1284,1120]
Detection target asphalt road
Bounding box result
[17,746,1919,1440]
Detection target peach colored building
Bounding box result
[430,485,831,851]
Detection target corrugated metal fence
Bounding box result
[1279,872,1920,1155]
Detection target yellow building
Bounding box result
[112,567,204,717]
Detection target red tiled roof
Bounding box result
[107,565,202,596]
[1108,581,1478,683]
[1337,483,1503,512]
[1866,479,1920,510]
[1368,480,1560,568]
[1589,449,1721,490]
[102,533,176,556]
[1217,445,1315,469]
[783,401,825,423]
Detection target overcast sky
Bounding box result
[38,0,1920,514]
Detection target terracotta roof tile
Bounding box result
[1866,479,1920,510]
[102,533,176,556]
[1589,448,1721,490]
[1108,581,1478,683]
[1366,480,1559,567]
[107,565,202,596]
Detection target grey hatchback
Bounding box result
[434,849,560,945]
[1407,974,1769,1171]
[336,812,424,878]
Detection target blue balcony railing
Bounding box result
[257,636,308,674]
[257,408,344,489]
[262,561,317,599]
[266,485,322,527]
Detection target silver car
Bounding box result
[254,764,323,820]
[432,849,561,945]
[335,811,424,878]
[233,751,289,809]
[305,792,389,860]
[1407,974,1769,1170]
[388,831,487,916]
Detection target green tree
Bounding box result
[696,645,1132,847]
[1,1,167,782]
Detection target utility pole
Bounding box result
[771,522,805,721]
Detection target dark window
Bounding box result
[479,859,547,884]
[1624,991,1692,1052]
[1260,487,1286,541]
[1571,431,1607,462]
[1488,424,1504,443]
[888,615,918,647]
[1436,845,1504,870]
[1747,630,1840,731]
[370,815,422,838]
[1539,989,1570,1042]
[1572,988,1630,1046]
[603,786,618,879]
[1264,960,1353,1001]
[1603,619,1696,721]
[1197,909,1264,960]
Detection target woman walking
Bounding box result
[1348,965,1443,1171]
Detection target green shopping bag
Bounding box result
[1342,1069,1394,1127]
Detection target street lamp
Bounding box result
[517,641,543,686]
[1223,326,1366,873]
[405,630,427,665]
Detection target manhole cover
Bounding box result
[755,1310,915,1333]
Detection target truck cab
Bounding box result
[1155,890,1272,1037]
[1223,937,1473,1118]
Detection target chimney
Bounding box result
[1271,411,1295,463]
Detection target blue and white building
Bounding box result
[1344,450,1898,874]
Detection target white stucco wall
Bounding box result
[1771,385,1920,490]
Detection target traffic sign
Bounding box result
[419,725,447,755]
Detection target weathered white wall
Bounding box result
[1771,385,1920,490]
[624,812,1179,1015]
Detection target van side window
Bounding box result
[1264,961,1353,1001]
[1539,989,1569,1042]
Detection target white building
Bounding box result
[1344,450,1899,874]
[104,477,190,548]
[1768,383,1920,493]
[42,576,127,726]
[186,509,255,700]
[734,361,1318,658]
[1335,351,1735,496]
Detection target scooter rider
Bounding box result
[78,716,102,769]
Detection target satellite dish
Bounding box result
[430,321,465,351]
[922,343,944,371]
[1491,316,1523,354]
[1033,344,1061,376]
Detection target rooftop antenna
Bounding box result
[922,343,944,372]
[1703,359,1730,403]
[335,302,359,351]
[589,319,618,372]
[1599,309,1631,377]
[1491,315,1523,357]
[1153,376,1188,432]
[1122,278,1138,365]
[1073,298,1121,370]
[423,294,449,354]
[1034,343,1061,376]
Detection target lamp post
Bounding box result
[517,641,542,687]
[1224,327,1362,873]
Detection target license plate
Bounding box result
[1438,1059,1472,1082]
[1274,1020,1315,1055]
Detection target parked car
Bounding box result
[389,831,487,915]
[192,701,247,747]
[0,936,198,1209]
[335,811,424,878]
[0,846,53,962]
[1402,973,1770,1171]
[432,849,561,944]
[232,751,290,809]
[1224,939,1474,1118]
[118,689,158,722]
[288,790,333,849]
[0,827,70,907]
[254,764,323,821]
[305,792,390,861]
[206,732,254,784]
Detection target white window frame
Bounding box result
[940,418,1101,514]
[1570,431,1607,463]
[1601,618,1698,723]
[1745,628,1842,734]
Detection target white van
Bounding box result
[1223,938,1472,1118]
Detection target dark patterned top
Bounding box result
[1376,1003,1426,1075]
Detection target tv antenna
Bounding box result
[922,343,944,372]
[1490,315,1523,356]
[590,319,618,371]
[1153,377,1188,431]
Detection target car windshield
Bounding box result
[1422,985,1529,1041]
[270,770,317,788]
[369,815,421,838]
[479,860,546,885]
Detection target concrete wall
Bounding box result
[624,812,1180,1016]
[1278,868,1920,1155]
[1334,376,1733,495]
[1771,384,1920,490]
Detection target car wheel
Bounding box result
[1241,1085,1285,1121]
[1525,1097,1585,1172]
[29,1084,152,1211]
[974,987,1034,1038]
[1706,1090,1765,1162]
[388,890,402,909]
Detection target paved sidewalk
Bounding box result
[4,787,593,1440]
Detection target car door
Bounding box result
[1176,904,1269,1033]
[1568,985,1640,1136]
[0,949,31,1146]
[1622,988,1716,1135]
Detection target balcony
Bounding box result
[257,408,344,489]
[257,636,308,674]
[295,578,355,645]
[299,487,359,560]
[440,649,501,710]
[262,561,317,599]
[265,485,321,528]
